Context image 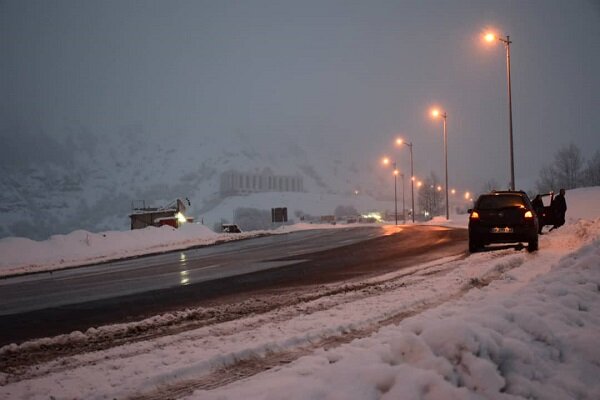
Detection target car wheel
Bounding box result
[527,237,539,252]
[469,239,481,253]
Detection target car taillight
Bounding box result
[470,211,480,219]
[524,211,533,218]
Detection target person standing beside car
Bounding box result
[550,189,567,231]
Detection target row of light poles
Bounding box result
[380,29,515,223]
[381,154,473,224]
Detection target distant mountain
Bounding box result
[0,125,388,240]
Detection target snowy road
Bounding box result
[1,218,599,399]
[0,226,388,316]
[0,225,466,346]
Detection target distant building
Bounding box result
[129,198,193,230]
[220,168,304,196]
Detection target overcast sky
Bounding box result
[1,0,599,192]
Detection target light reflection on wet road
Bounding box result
[0,227,388,316]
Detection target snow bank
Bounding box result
[564,186,600,222]
[193,227,600,400]
[0,224,222,277]
[0,221,380,277]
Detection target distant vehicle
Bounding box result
[468,191,539,253]
[222,224,242,233]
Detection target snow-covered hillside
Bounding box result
[0,127,389,240]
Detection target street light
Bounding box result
[382,157,399,225]
[484,31,515,191]
[431,108,450,220]
[400,172,406,223]
[396,138,415,223]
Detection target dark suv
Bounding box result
[468,191,539,253]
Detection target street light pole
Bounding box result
[430,108,449,220]
[443,112,449,220]
[393,162,398,226]
[401,173,406,223]
[396,139,415,223]
[502,35,515,191]
[409,144,414,222]
[486,32,515,190]
[382,157,399,225]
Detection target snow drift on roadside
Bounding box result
[0,221,374,277]
[192,223,600,400]
[0,224,222,276]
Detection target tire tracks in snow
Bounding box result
[127,253,527,400]
[1,250,525,394]
[1,253,466,379]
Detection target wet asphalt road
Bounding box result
[0,225,467,345]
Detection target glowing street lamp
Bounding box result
[382,157,399,225]
[484,30,515,191]
[395,137,415,222]
[484,33,495,43]
[431,108,450,220]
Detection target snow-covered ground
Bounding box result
[1,187,599,399]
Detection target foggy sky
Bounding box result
[2,0,599,192]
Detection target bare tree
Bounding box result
[554,143,583,189]
[481,178,500,193]
[536,165,558,193]
[583,150,600,186]
[537,143,584,192]
[418,172,445,217]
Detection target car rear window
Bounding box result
[476,195,526,210]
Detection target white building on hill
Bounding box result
[220,168,304,196]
